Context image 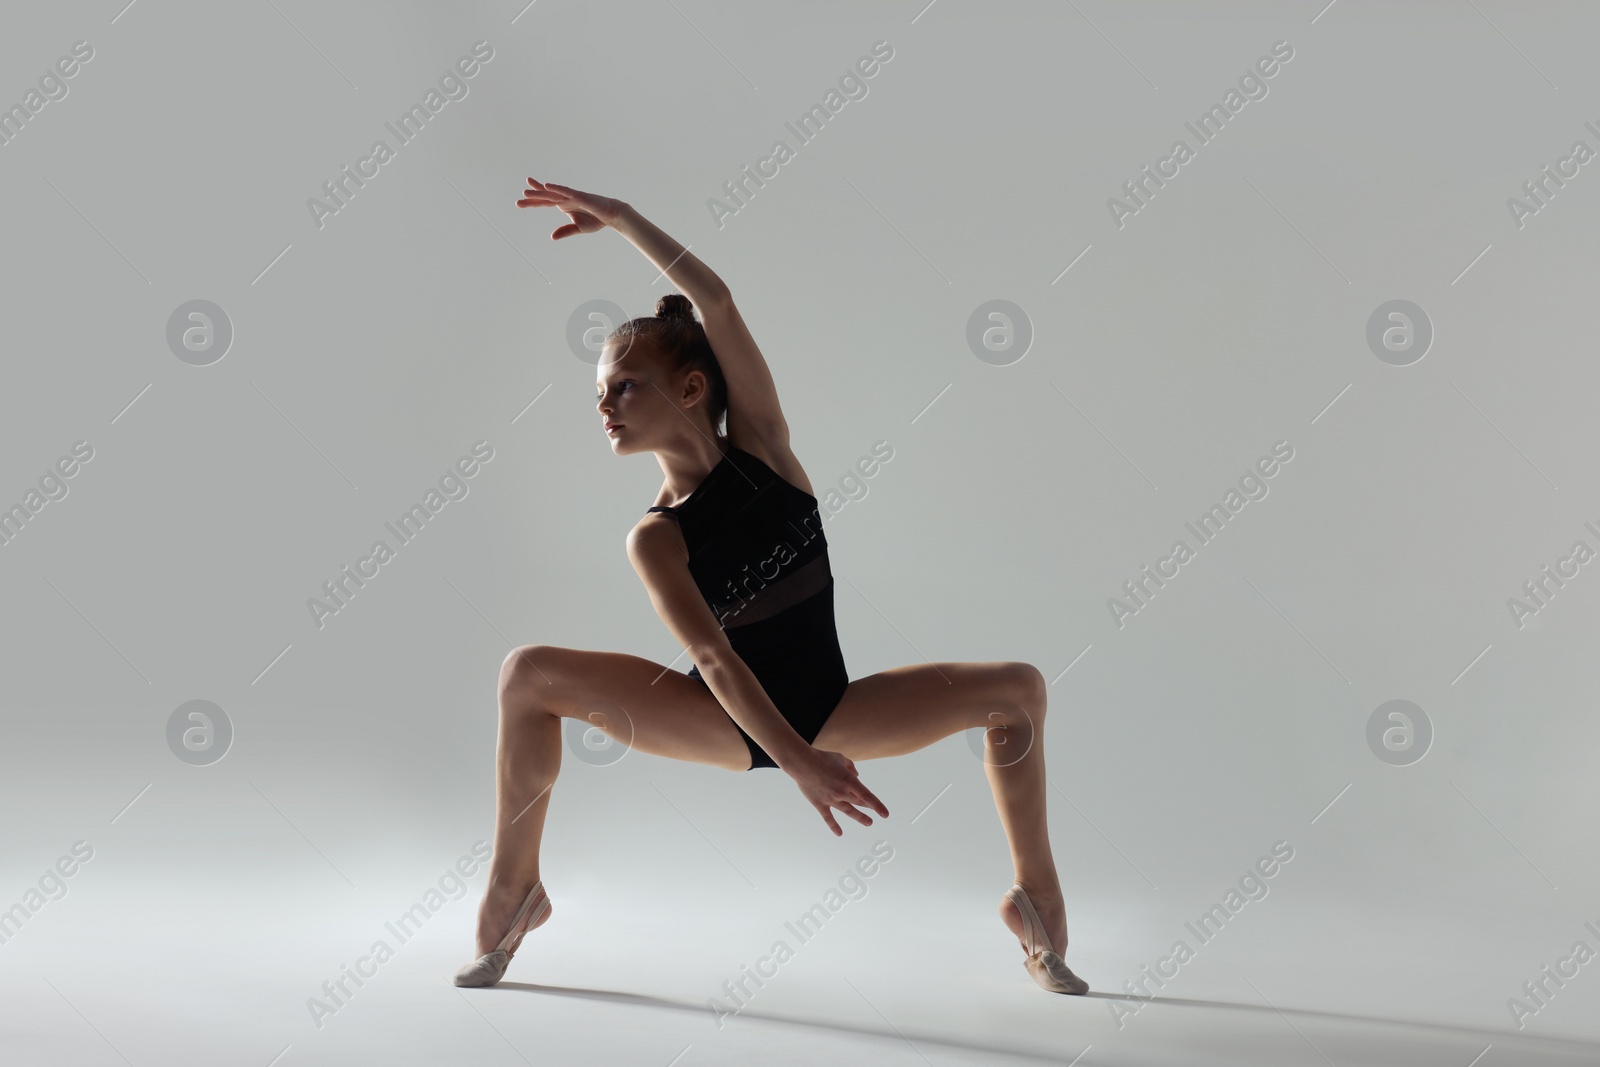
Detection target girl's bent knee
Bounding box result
[1005,661,1047,710]
[502,644,557,691]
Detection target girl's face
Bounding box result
[595,343,669,455]
[596,340,714,455]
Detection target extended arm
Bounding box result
[609,205,791,444]
[515,180,791,443]
[608,206,728,311]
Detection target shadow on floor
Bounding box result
[460,979,1600,1065]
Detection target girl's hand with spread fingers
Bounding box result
[516,178,628,238]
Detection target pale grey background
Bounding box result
[3,1,1598,1065]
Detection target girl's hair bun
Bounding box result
[606,291,727,436]
[655,293,695,321]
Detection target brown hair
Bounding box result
[606,294,728,436]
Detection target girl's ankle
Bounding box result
[1013,876,1061,898]
[486,873,540,895]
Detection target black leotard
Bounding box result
[645,443,848,770]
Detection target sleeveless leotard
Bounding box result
[646,443,849,770]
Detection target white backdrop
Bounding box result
[3,2,1598,1065]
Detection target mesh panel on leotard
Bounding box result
[645,445,833,630]
[644,443,850,769]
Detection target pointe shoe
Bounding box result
[1004,881,1089,995]
[453,880,550,987]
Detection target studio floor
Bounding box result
[5,877,1596,1067]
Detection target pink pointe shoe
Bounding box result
[453,881,550,988]
[1004,881,1089,995]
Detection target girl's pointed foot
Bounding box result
[1002,881,1088,995]
[453,880,551,988]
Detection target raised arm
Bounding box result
[518,180,792,447]
[612,206,792,447]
